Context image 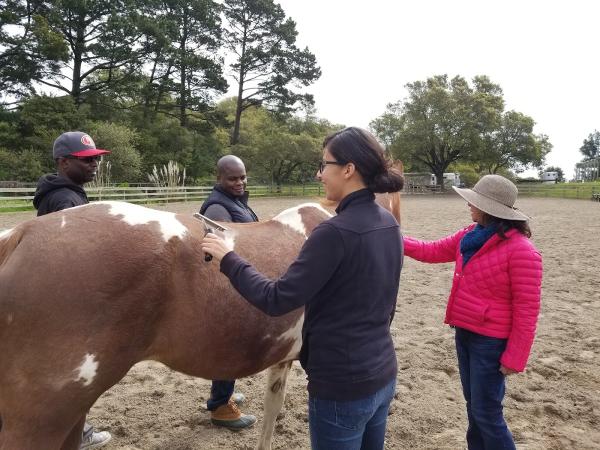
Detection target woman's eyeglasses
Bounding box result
[318,160,345,173]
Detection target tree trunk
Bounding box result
[178,10,188,127]
[71,16,86,105]
[231,24,248,145]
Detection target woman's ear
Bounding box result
[343,162,356,179]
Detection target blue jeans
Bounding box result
[455,327,516,450]
[308,379,396,450]
[207,380,235,411]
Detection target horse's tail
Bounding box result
[0,227,24,268]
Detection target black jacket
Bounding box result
[199,185,258,223]
[33,174,88,216]
[220,189,403,401]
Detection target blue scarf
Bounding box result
[460,223,498,267]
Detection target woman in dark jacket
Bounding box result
[202,127,404,450]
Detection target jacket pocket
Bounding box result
[457,292,490,324]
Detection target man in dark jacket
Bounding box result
[33,131,112,449]
[33,131,110,216]
[199,155,257,429]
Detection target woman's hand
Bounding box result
[500,364,517,376]
[201,232,234,262]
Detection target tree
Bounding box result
[222,0,321,144]
[0,0,68,102]
[3,0,149,105]
[369,103,402,153]
[224,102,334,187]
[580,130,600,160]
[538,165,564,183]
[475,110,552,174]
[385,75,505,189]
[137,0,227,126]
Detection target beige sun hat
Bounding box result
[452,174,529,221]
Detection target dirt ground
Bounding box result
[1,196,599,449]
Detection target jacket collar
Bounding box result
[214,184,250,205]
[335,188,375,214]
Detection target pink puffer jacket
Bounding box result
[404,224,542,372]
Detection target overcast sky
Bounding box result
[259,0,599,179]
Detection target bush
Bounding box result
[85,121,142,183]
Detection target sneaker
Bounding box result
[211,399,257,430]
[80,431,112,449]
[231,392,246,406]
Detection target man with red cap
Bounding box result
[34,131,111,216]
[31,131,112,448]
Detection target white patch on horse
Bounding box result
[273,203,330,239]
[60,216,67,228]
[6,313,14,325]
[0,228,13,239]
[223,231,236,252]
[99,201,188,242]
[75,353,99,387]
[277,314,304,360]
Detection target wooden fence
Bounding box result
[0,184,325,211]
[2,183,599,212]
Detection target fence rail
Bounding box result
[1,183,598,212]
[0,184,325,211]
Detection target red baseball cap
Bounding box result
[53,131,111,159]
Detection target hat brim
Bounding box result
[452,186,529,221]
[70,149,111,157]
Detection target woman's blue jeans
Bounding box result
[308,379,396,450]
[455,327,516,450]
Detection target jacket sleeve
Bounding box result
[403,228,467,263]
[220,223,344,316]
[500,243,543,372]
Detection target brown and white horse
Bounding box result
[0,194,400,450]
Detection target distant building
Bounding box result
[541,171,558,183]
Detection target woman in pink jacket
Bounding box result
[404,174,542,450]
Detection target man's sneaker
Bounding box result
[80,431,112,449]
[231,392,246,406]
[211,399,257,430]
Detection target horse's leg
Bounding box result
[60,415,86,450]
[255,361,293,450]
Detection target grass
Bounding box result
[517,182,600,199]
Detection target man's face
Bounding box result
[218,163,247,197]
[59,156,100,185]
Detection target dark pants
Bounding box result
[455,327,516,450]
[308,379,396,450]
[207,380,235,411]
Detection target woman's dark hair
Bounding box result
[487,216,532,238]
[322,127,404,193]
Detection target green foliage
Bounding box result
[475,110,551,174]
[580,130,599,160]
[0,147,45,181]
[230,106,336,186]
[85,121,142,183]
[371,74,550,187]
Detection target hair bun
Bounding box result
[369,168,404,193]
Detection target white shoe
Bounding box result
[80,431,112,449]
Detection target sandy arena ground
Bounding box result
[1,195,599,449]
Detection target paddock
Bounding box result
[1,196,598,449]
